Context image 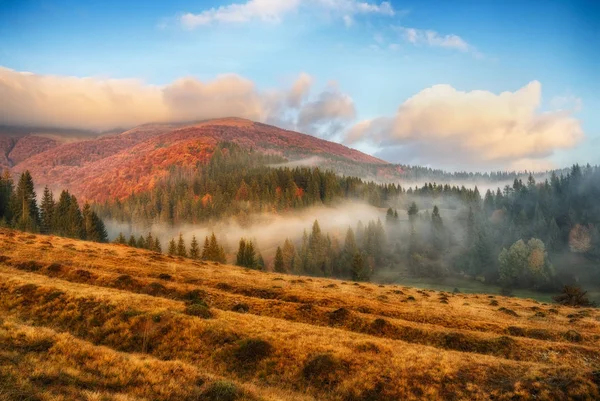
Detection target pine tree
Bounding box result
[40,186,55,234]
[137,235,146,249]
[82,202,108,242]
[168,238,177,255]
[128,235,137,247]
[189,235,200,259]
[236,238,247,266]
[11,170,40,232]
[351,252,369,282]
[274,246,285,272]
[115,232,127,244]
[177,233,187,257]
[145,232,154,250]
[54,191,72,237]
[201,236,211,260]
[0,170,14,224]
[282,239,295,272]
[66,195,84,239]
[407,202,419,224]
[153,237,162,253]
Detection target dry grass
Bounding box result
[1,228,599,400]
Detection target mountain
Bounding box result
[2,118,389,201]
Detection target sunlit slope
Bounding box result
[1,228,599,400]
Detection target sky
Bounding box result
[0,0,599,171]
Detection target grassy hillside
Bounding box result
[1,228,599,400]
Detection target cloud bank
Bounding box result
[346,81,584,170]
[181,0,394,28]
[0,67,355,135]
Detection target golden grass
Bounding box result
[1,228,599,400]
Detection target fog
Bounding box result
[105,201,382,260]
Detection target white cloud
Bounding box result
[298,82,356,137]
[0,67,355,137]
[395,26,471,53]
[181,0,394,28]
[346,81,584,170]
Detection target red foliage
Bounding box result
[12,118,387,202]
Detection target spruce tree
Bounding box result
[236,238,247,266]
[153,237,162,253]
[128,235,137,247]
[281,239,295,272]
[168,238,177,255]
[145,232,154,250]
[201,236,211,260]
[40,186,55,234]
[137,235,146,249]
[66,195,84,239]
[0,170,14,223]
[351,252,368,282]
[274,246,285,273]
[189,235,200,259]
[11,170,40,232]
[115,232,127,244]
[54,191,72,237]
[177,233,187,257]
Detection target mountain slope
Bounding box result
[9,118,388,201]
[1,228,599,400]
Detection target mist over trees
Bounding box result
[0,170,108,242]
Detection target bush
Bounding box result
[201,381,239,401]
[563,330,583,343]
[233,338,273,366]
[183,289,208,306]
[232,303,249,313]
[158,273,172,281]
[184,304,213,319]
[302,353,347,388]
[553,285,595,307]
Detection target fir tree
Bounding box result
[177,233,187,257]
[40,186,54,234]
[189,235,200,259]
[115,232,127,244]
[128,235,137,247]
[168,238,177,255]
[274,246,285,272]
[137,235,146,249]
[11,170,39,232]
[152,237,162,253]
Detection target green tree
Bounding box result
[128,235,137,247]
[351,252,369,282]
[40,186,55,234]
[177,233,187,257]
[168,238,177,255]
[11,170,40,232]
[274,246,285,273]
[115,232,127,244]
[152,237,162,253]
[189,235,200,259]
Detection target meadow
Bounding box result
[1,228,599,400]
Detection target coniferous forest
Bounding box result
[0,170,108,242]
[92,144,600,295]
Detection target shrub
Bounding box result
[329,308,351,325]
[233,338,273,366]
[15,261,42,272]
[489,300,499,306]
[302,353,347,388]
[201,381,239,401]
[158,273,172,281]
[498,307,518,317]
[184,304,213,319]
[183,289,208,306]
[232,303,249,313]
[553,285,595,307]
[507,326,526,337]
[563,330,583,343]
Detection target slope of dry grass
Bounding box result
[1,228,599,400]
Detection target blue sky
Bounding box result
[1,0,598,171]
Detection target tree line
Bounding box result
[0,170,108,242]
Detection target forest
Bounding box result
[98,143,600,294]
[0,170,108,242]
